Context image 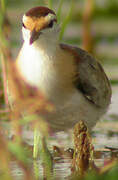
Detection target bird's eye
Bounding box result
[48,21,53,28]
[22,22,26,28]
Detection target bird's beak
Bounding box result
[29,30,42,45]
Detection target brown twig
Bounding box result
[72,120,94,176]
[1,53,9,107]
[82,0,95,54]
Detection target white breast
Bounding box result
[16,42,76,102]
[17,43,52,87]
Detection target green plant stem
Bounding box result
[33,128,53,179]
[48,0,53,9]
[41,137,53,180]
[57,0,64,23]
[0,54,9,107]
[1,0,6,14]
[59,0,74,40]
[33,160,40,180]
[33,127,40,159]
[0,1,9,108]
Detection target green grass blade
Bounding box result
[57,0,64,23]
[48,0,53,9]
[33,160,40,180]
[1,0,6,14]
[59,0,74,41]
[33,127,40,159]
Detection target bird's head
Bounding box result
[22,6,59,45]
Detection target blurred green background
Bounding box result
[5,0,118,156]
[5,0,118,83]
[0,0,118,179]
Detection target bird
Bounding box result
[13,6,111,133]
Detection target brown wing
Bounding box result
[60,43,111,108]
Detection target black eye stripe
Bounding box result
[22,22,26,28]
[48,20,53,28]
